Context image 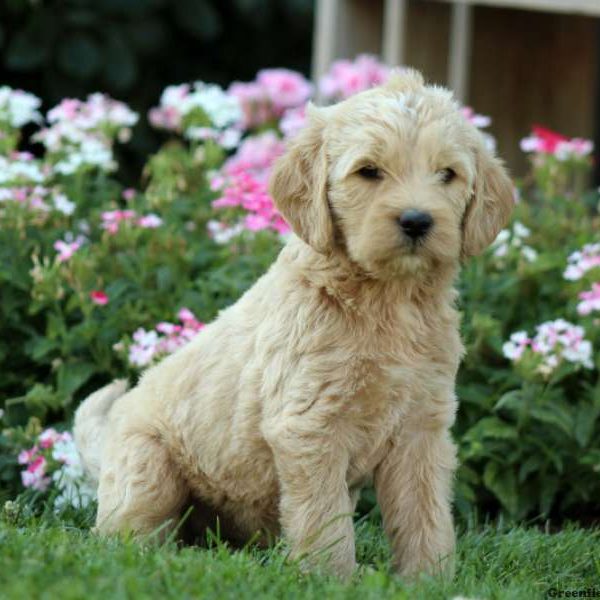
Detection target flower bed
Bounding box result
[0,56,598,522]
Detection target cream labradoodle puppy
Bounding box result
[74,69,513,578]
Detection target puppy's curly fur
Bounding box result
[74,70,514,578]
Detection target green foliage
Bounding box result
[0,76,599,524]
[454,187,600,522]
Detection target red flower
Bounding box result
[532,125,568,154]
[90,290,109,305]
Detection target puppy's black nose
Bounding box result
[398,209,433,239]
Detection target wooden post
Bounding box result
[448,1,473,103]
[592,19,600,186]
[312,0,384,102]
[382,0,408,66]
[311,0,341,94]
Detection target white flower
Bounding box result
[218,128,242,149]
[0,155,46,184]
[520,136,540,153]
[185,126,218,141]
[513,221,531,238]
[493,229,510,245]
[0,86,42,128]
[183,83,242,129]
[51,435,96,510]
[138,213,163,228]
[521,246,538,262]
[53,136,115,174]
[491,222,537,264]
[206,219,244,244]
[132,328,158,347]
[502,331,530,361]
[53,193,76,215]
[561,338,593,369]
[493,243,508,258]
[563,243,600,281]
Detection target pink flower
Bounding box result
[47,99,81,123]
[280,105,307,139]
[577,283,600,316]
[54,238,83,262]
[244,213,270,232]
[101,209,162,232]
[521,125,594,159]
[256,69,312,113]
[126,310,205,368]
[137,213,163,228]
[221,132,285,182]
[319,55,391,102]
[156,322,180,335]
[505,319,594,374]
[22,455,51,492]
[122,188,136,201]
[39,428,61,449]
[18,446,39,465]
[90,290,109,305]
[461,107,491,129]
[564,244,600,281]
[532,126,568,154]
[177,307,196,323]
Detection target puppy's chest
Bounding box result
[338,321,459,481]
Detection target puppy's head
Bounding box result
[270,69,514,279]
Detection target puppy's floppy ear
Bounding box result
[462,141,515,258]
[269,104,334,254]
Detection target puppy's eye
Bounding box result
[438,168,457,184]
[357,165,382,180]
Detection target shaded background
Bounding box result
[3,0,600,181]
[0,0,314,173]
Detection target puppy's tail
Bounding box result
[73,379,129,484]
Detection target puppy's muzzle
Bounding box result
[397,209,434,240]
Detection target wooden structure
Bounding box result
[312,0,600,174]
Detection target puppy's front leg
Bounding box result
[264,418,356,578]
[374,426,457,579]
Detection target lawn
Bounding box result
[1,516,598,600]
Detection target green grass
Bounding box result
[0,514,598,600]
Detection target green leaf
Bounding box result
[156,265,174,291]
[574,402,599,448]
[518,455,542,482]
[539,476,559,516]
[56,361,97,401]
[465,417,517,441]
[57,33,101,80]
[529,402,573,437]
[28,337,58,362]
[483,461,518,516]
[494,390,522,413]
[105,279,132,301]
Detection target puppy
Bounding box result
[74,69,513,578]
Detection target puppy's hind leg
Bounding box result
[95,428,188,542]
